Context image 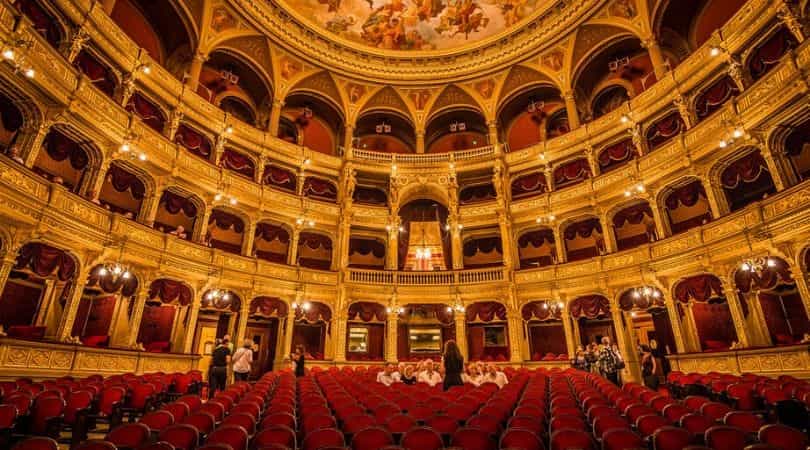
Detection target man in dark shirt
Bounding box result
[209,340,231,399]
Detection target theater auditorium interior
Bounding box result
[2,0,810,449]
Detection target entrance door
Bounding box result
[195,322,219,371]
[246,319,278,379]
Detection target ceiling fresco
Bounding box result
[277,0,545,51]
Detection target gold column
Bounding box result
[497,211,515,270]
[18,123,50,168]
[682,302,702,351]
[561,301,577,357]
[553,227,566,264]
[56,266,92,342]
[33,279,57,327]
[242,220,256,257]
[563,90,581,129]
[386,313,398,363]
[235,304,250,342]
[0,257,16,296]
[127,285,150,348]
[454,311,467,360]
[137,186,163,226]
[185,52,207,91]
[599,211,617,254]
[332,312,347,362]
[507,311,523,363]
[343,124,355,159]
[642,37,668,80]
[182,300,201,353]
[193,207,212,243]
[282,307,297,360]
[287,227,300,266]
[702,178,728,219]
[742,289,772,346]
[269,99,284,137]
[761,146,788,191]
[664,299,687,353]
[100,0,116,14]
[777,1,806,43]
[793,272,810,320]
[487,121,499,149]
[611,306,641,383]
[718,275,751,348]
[416,131,425,154]
[449,216,464,270]
[385,217,399,270]
[649,202,670,241]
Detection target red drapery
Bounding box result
[613,203,653,228]
[293,323,325,359]
[0,94,23,133]
[208,209,245,233]
[13,0,60,46]
[126,92,165,132]
[220,148,255,179]
[521,301,562,321]
[465,301,507,322]
[518,229,554,248]
[598,139,636,172]
[459,183,497,204]
[570,295,610,319]
[759,292,810,344]
[256,223,289,243]
[299,232,332,251]
[665,180,707,209]
[695,76,740,119]
[249,297,288,317]
[646,112,685,150]
[15,243,75,281]
[564,218,602,240]
[403,304,454,325]
[159,191,197,217]
[262,165,296,191]
[148,279,192,306]
[553,158,591,187]
[0,279,41,329]
[86,266,139,297]
[674,274,724,303]
[349,238,385,258]
[44,130,89,170]
[174,124,212,159]
[295,301,332,324]
[463,236,503,257]
[137,304,175,347]
[106,164,145,200]
[511,172,547,198]
[73,50,116,97]
[749,27,797,80]
[303,177,338,201]
[353,186,388,206]
[734,259,793,293]
[721,151,769,189]
[347,302,386,322]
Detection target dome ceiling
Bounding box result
[279,0,548,52]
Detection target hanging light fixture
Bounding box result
[97,240,133,283]
[740,256,776,274]
[204,288,233,309]
[541,300,565,315]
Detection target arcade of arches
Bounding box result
[1,0,810,382]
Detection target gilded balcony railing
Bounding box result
[347,267,506,285]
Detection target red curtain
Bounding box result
[366,324,385,360]
[564,218,602,240]
[148,279,192,306]
[220,148,255,179]
[521,301,562,321]
[613,203,653,227]
[13,0,60,46]
[137,304,175,345]
[511,172,547,198]
[0,280,41,329]
[126,92,165,132]
[665,180,707,209]
[262,165,296,192]
[598,139,636,172]
[463,236,503,257]
[349,238,385,258]
[692,302,737,350]
[15,243,76,281]
[465,301,507,322]
[295,301,332,324]
[675,274,724,303]
[721,151,769,189]
[73,50,116,97]
[695,76,740,120]
[249,297,288,317]
[106,164,145,200]
[518,229,554,248]
[749,27,797,80]
[570,295,610,319]
[174,124,212,159]
[209,209,245,233]
[459,183,497,204]
[347,302,386,322]
[528,324,567,360]
[44,130,89,170]
[353,186,388,206]
[646,112,685,150]
[303,177,338,201]
[299,232,332,251]
[160,191,197,217]
[554,158,591,187]
[256,223,290,243]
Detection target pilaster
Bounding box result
[182,300,201,353]
[454,310,467,361]
[56,266,92,342]
[127,284,150,348]
[717,274,751,348]
[386,313,398,363]
[642,37,668,79]
[563,90,580,129]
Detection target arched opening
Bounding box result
[598,138,638,173]
[348,237,385,269]
[174,123,213,162]
[0,242,77,340]
[618,287,677,357]
[297,232,333,271]
[292,301,331,360]
[282,93,343,155]
[719,148,777,211]
[253,223,290,264]
[663,179,713,234]
[553,158,591,189]
[498,85,564,151]
[96,162,146,220]
[510,171,547,200]
[73,50,118,98]
[13,0,64,48]
[303,176,338,203]
[153,189,200,239]
[193,290,242,362]
[346,302,386,361]
[674,274,738,351]
[591,85,631,119]
[517,228,557,270]
[126,92,167,133]
[220,96,256,126]
[262,164,297,193]
[206,209,245,255]
[247,297,286,376]
[277,117,299,145]
[646,111,686,151]
[33,128,93,194]
[655,0,748,54]
[563,218,606,262]
[782,120,810,181]
[459,182,496,205]
[425,109,487,153]
[73,264,140,348]
[466,301,509,362]
[397,304,454,362]
[0,92,25,153]
[746,27,798,82]
[353,185,388,207]
[694,75,740,122]
[522,301,567,361]
[612,202,658,251]
[545,109,570,139]
[463,235,503,269]
[570,295,615,347]
[141,279,192,353]
[734,257,810,345]
[200,50,272,126]
[219,147,256,180]
[398,200,451,271]
[355,111,415,153]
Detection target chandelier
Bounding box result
[740,256,776,274]
[542,301,565,314]
[96,262,132,282]
[1,37,35,79]
[415,246,432,261]
[446,302,466,313]
[386,305,405,314]
[292,300,311,311]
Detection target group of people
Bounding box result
[571,336,625,385]
[376,341,508,390]
[208,335,257,398]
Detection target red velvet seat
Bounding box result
[253,425,296,449]
[662,404,691,423]
[177,395,203,413]
[222,412,257,435]
[302,428,345,450]
[343,414,376,434]
[500,428,544,450]
[425,414,460,434]
[260,412,296,430]
[450,427,496,450]
[73,441,116,450]
[758,424,808,450]
[303,414,337,435]
[199,401,226,422]
[158,424,200,450]
[652,426,692,450]
[466,414,502,435]
[602,428,644,450]
[31,396,65,436]
[705,426,750,450]
[351,426,394,450]
[383,414,415,434]
[550,429,596,450]
[684,396,711,411]
[700,402,733,422]
[140,410,175,432]
[106,423,151,449]
[507,415,544,434]
[514,406,545,420]
[11,437,58,450]
[401,427,443,450]
[181,411,216,435]
[162,402,191,422]
[681,414,715,437]
[636,414,670,437]
[727,384,758,411]
[722,412,763,434]
[550,415,587,432]
[206,424,249,450]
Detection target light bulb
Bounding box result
[308,220,315,227]
[632,290,640,299]
[425,249,431,259]
[548,215,555,221]
[457,224,463,230]
[386,307,392,313]
[98,267,108,276]
[741,262,751,272]
[302,302,311,311]
[2,49,14,60]
[539,153,546,160]
[624,190,632,197]
[112,265,122,275]
[636,184,645,192]
[391,164,397,171]
[719,140,727,148]
[141,64,151,74]
[303,158,311,165]
[398,226,404,232]
[447,307,453,313]
[229,197,237,205]
[766,258,776,268]
[652,290,661,298]
[223,293,230,301]
[733,128,743,139]
[296,218,304,225]
[631,311,638,318]
[214,193,223,201]
[557,302,564,308]
[542,303,549,309]
[120,143,130,152]
[710,47,721,57]
[225,126,233,134]
[138,153,147,161]
[205,292,213,300]
[385,225,391,231]
[122,271,131,279]
[620,115,629,124]
[23,68,34,78]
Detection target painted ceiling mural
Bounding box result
[279,0,545,51]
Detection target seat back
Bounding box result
[73,440,117,450]
[450,427,496,450]
[106,423,151,449]
[351,426,394,450]
[157,424,199,450]
[758,424,808,450]
[181,411,216,435]
[550,429,595,450]
[206,424,249,450]
[99,387,126,416]
[11,437,59,450]
[652,426,692,450]
[162,402,190,422]
[176,395,202,412]
[499,428,543,450]
[401,427,443,450]
[221,412,256,435]
[602,428,644,450]
[302,428,344,450]
[139,410,175,432]
[0,404,18,429]
[31,395,65,434]
[722,412,763,434]
[253,425,296,449]
[705,425,749,450]
[384,414,415,433]
[198,401,225,421]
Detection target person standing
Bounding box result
[232,339,254,381]
[209,340,231,398]
[293,345,306,377]
[640,344,659,389]
[442,340,464,391]
[597,336,622,386]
